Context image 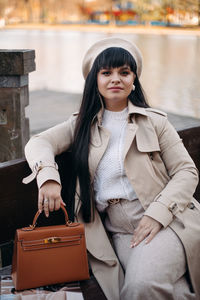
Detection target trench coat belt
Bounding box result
[107,198,122,205]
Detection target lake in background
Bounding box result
[0,29,200,118]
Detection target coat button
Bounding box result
[188,202,195,209]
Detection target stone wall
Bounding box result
[0,50,35,162]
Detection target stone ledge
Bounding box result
[0,50,35,75]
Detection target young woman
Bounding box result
[23,38,200,300]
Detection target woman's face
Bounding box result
[97,64,135,110]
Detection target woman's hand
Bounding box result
[130,215,162,248]
[38,180,66,217]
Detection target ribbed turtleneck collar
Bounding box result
[103,107,128,121]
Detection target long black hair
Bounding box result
[65,47,149,223]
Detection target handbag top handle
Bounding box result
[27,204,75,230]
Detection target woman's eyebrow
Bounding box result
[120,66,131,70]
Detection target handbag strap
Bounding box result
[32,204,70,228]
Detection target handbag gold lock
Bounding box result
[44,237,61,244]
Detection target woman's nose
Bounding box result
[111,73,120,83]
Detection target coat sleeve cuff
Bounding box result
[36,167,61,188]
[144,201,173,228]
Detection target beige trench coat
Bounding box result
[24,101,200,300]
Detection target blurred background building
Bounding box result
[0,0,200,27]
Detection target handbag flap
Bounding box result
[16,224,85,242]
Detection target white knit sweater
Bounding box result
[94,107,137,212]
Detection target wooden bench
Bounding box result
[0,126,200,299]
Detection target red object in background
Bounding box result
[166,7,174,14]
[113,10,122,17]
[127,10,136,16]
[112,9,136,17]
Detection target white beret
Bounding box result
[82,38,143,79]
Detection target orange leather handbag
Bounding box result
[11,205,89,291]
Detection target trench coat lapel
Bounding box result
[89,124,110,182]
[126,102,161,153]
[123,101,160,159]
[136,117,161,152]
[123,122,138,160]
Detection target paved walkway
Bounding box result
[27,90,81,135]
[28,89,200,135]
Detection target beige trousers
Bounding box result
[104,199,196,300]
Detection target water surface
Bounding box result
[0,29,200,118]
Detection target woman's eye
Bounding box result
[121,71,129,75]
[102,71,111,75]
